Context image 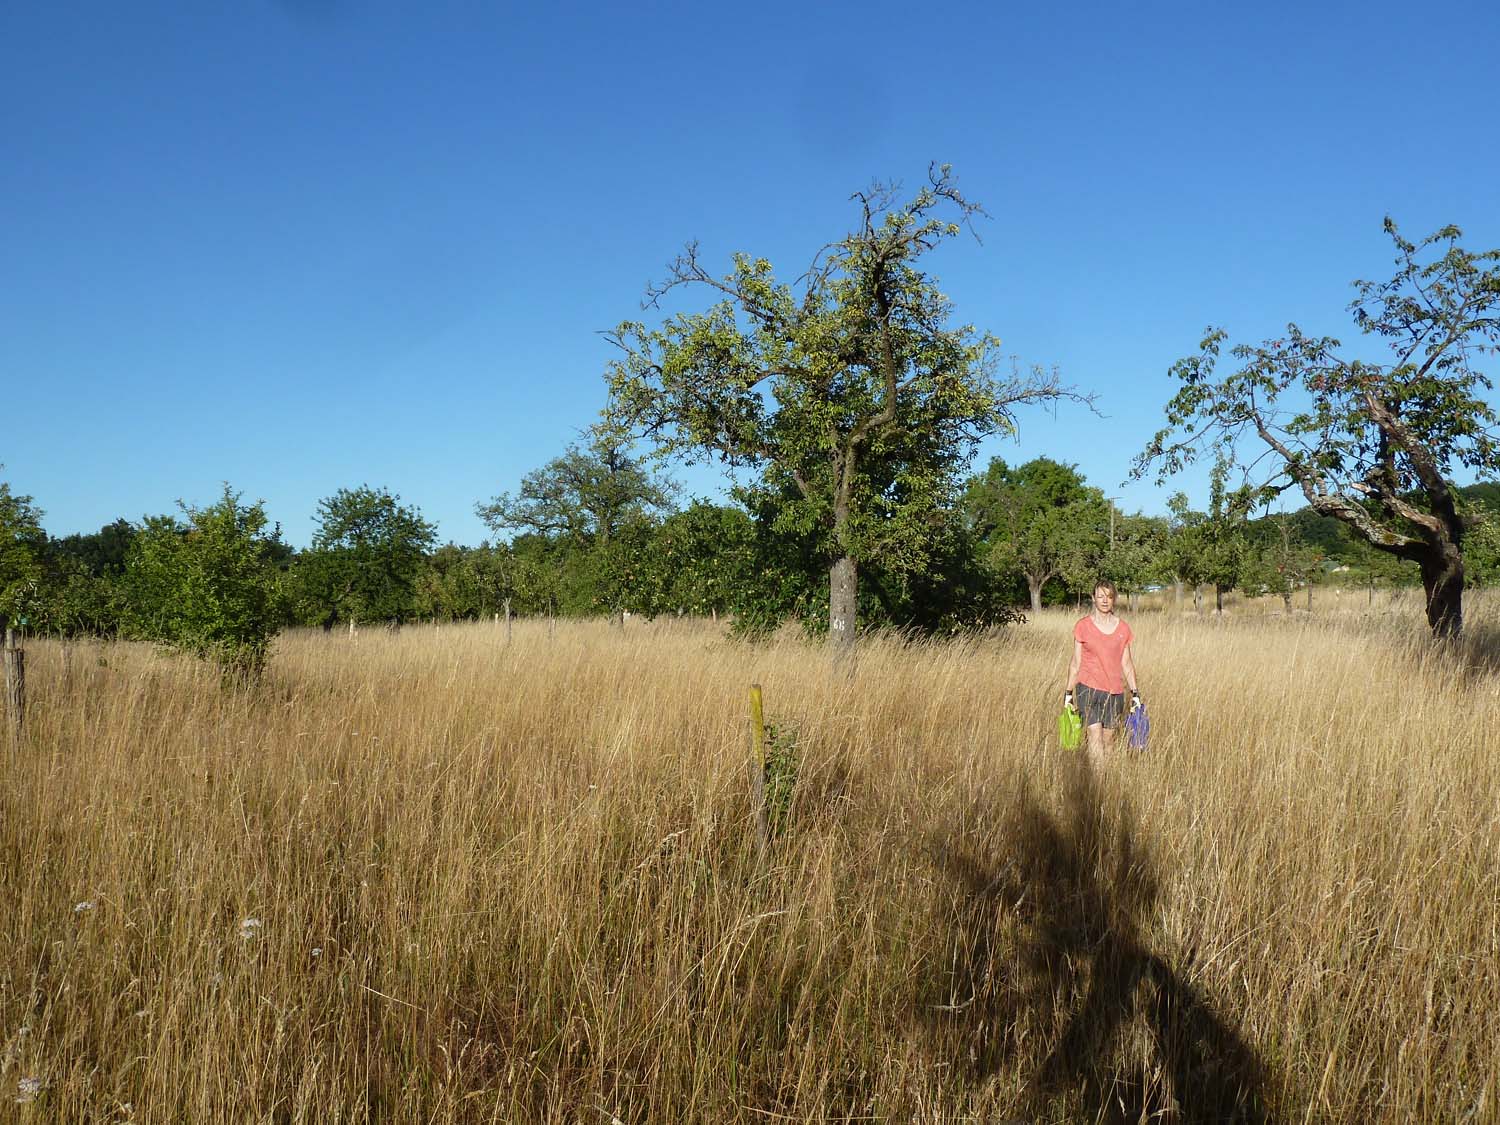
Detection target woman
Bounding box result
[1065,579,1141,760]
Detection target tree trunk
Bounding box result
[1307,583,1313,611]
[3,627,23,741]
[1173,579,1184,610]
[1215,585,1225,614]
[1282,589,1292,612]
[1027,576,1044,617]
[1420,547,1464,637]
[829,556,857,663]
[1193,586,1203,614]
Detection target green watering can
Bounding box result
[1057,703,1082,750]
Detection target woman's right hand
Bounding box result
[1063,689,1074,709]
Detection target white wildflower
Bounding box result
[311,947,323,958]
[238,917,262,940]
[16,1076,42,1104]
[74,900,96,914]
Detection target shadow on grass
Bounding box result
[926,759,1271,1123]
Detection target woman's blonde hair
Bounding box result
[1093,579,1118,597]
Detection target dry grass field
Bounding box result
[3,596,1498,1122]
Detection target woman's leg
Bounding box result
[1085,721,1116,764]
[1085,722,1105,761]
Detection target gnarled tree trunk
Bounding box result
[1419,545,1464,638]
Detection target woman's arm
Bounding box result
[1121,642,1138,695]
[1066,638,1083,697]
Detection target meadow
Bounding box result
[2,595,1497,1122]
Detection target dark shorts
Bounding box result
[1075,683,1124,728]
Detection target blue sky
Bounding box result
[5,0,1498,547]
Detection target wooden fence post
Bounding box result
[748,684,770,855]
[504,598,513,645]
[4,627,23,742]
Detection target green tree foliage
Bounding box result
[49,518,137,577]
[1158,493,1198,609]
[1098,512,1169,610]
[477,437,674,552]
[963,457,1106,615]
[1164,461,1247,613]
[731,482,1017,636]
[1137,220,1500,636]
[0,480,46,630]
[296,486,436,627]
[122,486,286,675]
[38,518,137,635]
[1238,511,1323,610]
[616,502,756,620]
[414,543,484,621]
[477,437,674,619]
[37,556,122,636]
[1465,504,1500,587]
[602,166,1079,657]
[413,541,565,621]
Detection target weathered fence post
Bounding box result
[748,684,770,856]
[4,627,24,742]
[504,598,513,645]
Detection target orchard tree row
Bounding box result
[4,166,1498,673]
[5,449,1499,676]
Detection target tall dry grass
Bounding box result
[2,597,1498,1122]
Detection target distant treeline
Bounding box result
[7,455,1500,666]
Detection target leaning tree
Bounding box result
[601,165,1082,659]
[1135,220,1500,636]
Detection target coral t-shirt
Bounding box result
[1074,616,1132,695]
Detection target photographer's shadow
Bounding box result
[928,760,1270,1123]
